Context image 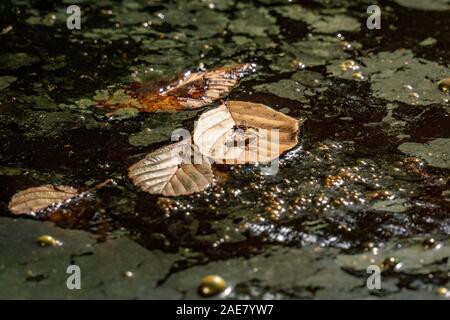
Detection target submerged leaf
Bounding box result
[128,140,214,196]
[8,185,79,216]
[193,101,300,164]
[97,64,255,113]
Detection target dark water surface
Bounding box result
[0,0,449,299]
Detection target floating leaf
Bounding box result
[128,140,214,196]
[97,64,255,113]
[194,101,300,164]
[8,180,113,218]
[158,63,255,108]
[8,185,79,216]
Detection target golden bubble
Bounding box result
[340,60,359,72]
[337,223,351,232]
[422,238,437,249]
[36,235,62,247]
[436,287,448,296]
[380,257,397,270]
[341,41,352,50]
[198,275,228,298]
[438,78,450,94]
[123,271,134,278]
[352,72,365,80]
[324,175,344,187]
[408,92,420,99]
[366,190,393,200]
[363,241,375,251]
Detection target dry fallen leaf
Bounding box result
[128,139,214,196]
[8,185,80,216]
[97,63,255,113]
[193,101,300,164]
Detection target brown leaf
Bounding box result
[97,64,255,113]
[159,63,256,109]
[193,101,301,164]
[128,139,214,196]
[8,185,80,216]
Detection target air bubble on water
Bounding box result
[341,41,352,50]
[438,78,450,94]
[101,9,113,16]
[409,92,420,99]
[340,60,360,72]
[404,84,413,90]
[352,72,365,80]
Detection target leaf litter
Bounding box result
[9,63,303,210]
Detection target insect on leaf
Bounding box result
[128,139,214,196]
[8,185,80,216]
[193,101,301,164]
